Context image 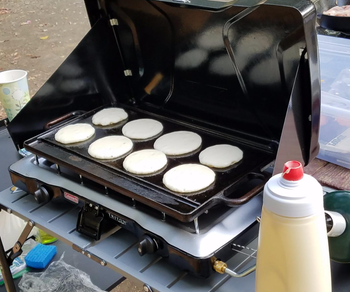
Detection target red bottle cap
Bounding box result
[282,161,304,181]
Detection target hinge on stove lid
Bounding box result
[109,18,119,26]
[299,47,308,60]
[124,69,132,76]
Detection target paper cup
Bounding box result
[0,70,30,121]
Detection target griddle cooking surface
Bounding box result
[25,106,274,222]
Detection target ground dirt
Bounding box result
[0,0,143,290]
[0,0,90,119]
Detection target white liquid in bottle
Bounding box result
[255,161,331,292]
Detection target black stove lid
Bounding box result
[8,0,320,167]
[100,0,319,150]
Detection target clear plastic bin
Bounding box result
[318,92,350,169]
[319,35,350,98]
[318,35,350,169]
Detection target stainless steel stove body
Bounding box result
[9,155,262,278]
[6,0,321,279]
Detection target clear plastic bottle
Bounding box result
[255,161,332,292]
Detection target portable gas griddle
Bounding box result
[1,0,320,289]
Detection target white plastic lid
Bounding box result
[263,161,324,217]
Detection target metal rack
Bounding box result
[0,186,257,292]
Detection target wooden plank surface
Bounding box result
[305,159,350,191]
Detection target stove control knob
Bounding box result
[34,186,51,203]
[138,235,158,256]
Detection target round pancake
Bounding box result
[92,107,128,126]
[55,123,95,144]
[199,144,243,168]
[122,119,163,140]
[88,135,133,159]
[163,164,215,193]
[154,131,202,156]
[123,149,167,175]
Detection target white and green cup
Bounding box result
[0,70,30,121]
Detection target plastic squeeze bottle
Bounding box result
[255,161,331,292]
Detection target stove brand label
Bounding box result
[108,213,127,225]
[64,192,79,204]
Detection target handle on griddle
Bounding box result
[44,110,86,130]
[218,173,268,207]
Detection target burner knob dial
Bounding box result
[138,235,158,256]
[34,186,51,203]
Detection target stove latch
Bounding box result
[76,202,114,240]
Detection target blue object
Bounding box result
[25,244,57,269]
[2,88,10,95]
[18,148,32,157]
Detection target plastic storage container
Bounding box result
[318,35,350,169]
